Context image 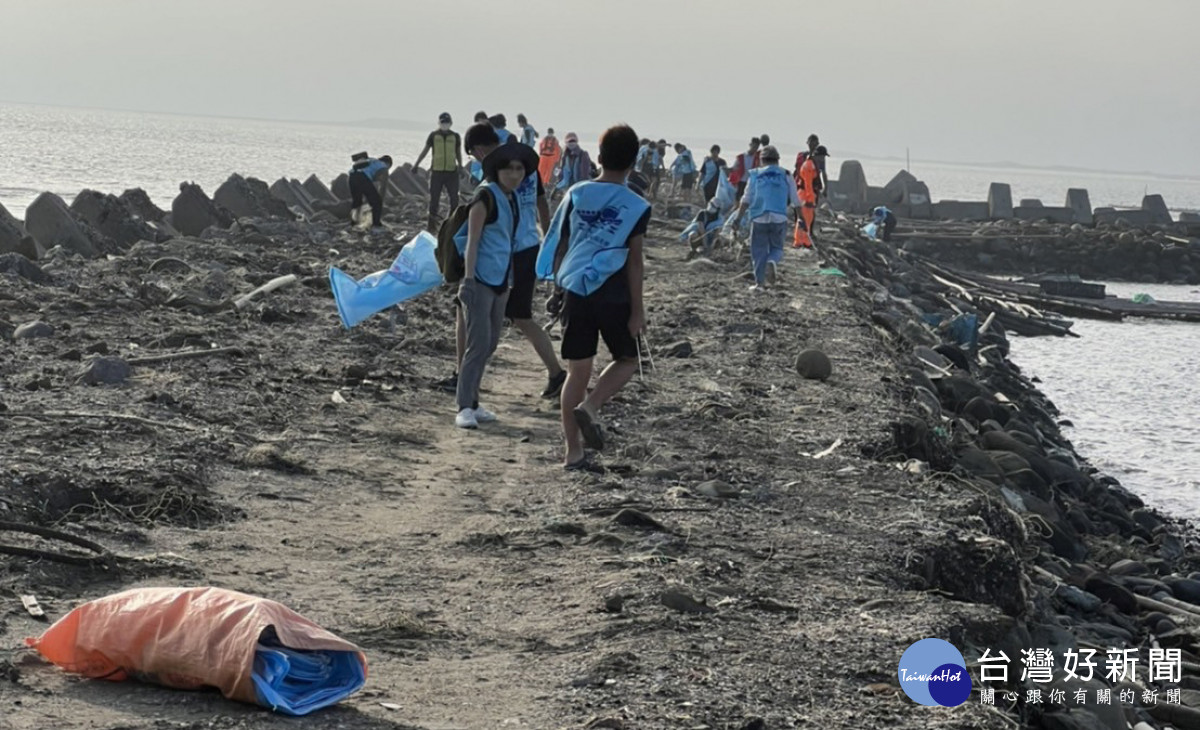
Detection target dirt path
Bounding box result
[1,214,1011,729]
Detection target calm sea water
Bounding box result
[1010,283,1200,521]
[3,102,1199,520]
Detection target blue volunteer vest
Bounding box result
[674,150,696,175]
[513,170,541,252]
[701,159,721,185]
[454,182,517,288]
[536,181,651,296]
[873,206,892,222]
[747,165,792,219]
[352,159,387,178]
[495,128,512,144]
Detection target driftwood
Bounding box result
[7,410,207,432]
[233,274,298,309]
[0,520,112,567]
[127,346,246,366]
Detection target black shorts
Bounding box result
[505,247,539,320]
[681,173,696,190]
[561,293,638,361]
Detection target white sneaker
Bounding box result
[473,406,498,423]
[766,261,778,284]
[749,284,765,293]
[455,408,478,429]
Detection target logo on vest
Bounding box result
[577,205,628,235]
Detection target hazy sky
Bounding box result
[2,0,1197,175]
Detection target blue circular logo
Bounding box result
[898,638,972,707]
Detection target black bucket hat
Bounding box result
[482,140,539,181]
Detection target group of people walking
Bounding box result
[350,111,837,468]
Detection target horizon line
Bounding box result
[2,97,1198,186]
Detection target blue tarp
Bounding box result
[330,231,444,328]
[252,645,366,716]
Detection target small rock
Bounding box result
[1084,575,1138,614]
[660,588,715,615]
[85,341,109,355]
[794,349,832,380]
[603,594,625,613]
[662,340,693,358]
[694,480,739,499]
[78,356,131,386]
[14,321,54,340]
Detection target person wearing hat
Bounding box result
[347,154,392,230]
[725,145,800,292]
[414,112,463,231]
[555,133,593,194]
[450,123,539,429]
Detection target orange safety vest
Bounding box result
[539,137,561,158]
[796,154,818,204]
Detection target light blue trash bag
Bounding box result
[862,222,879,240]
[329,231,444,328]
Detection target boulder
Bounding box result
[269,177,313,217]
[833,160,868,205]
[0,253,49,284]
[171,183,232,237]
[77,356,131,386]
[24,192,98,258]
[118,188,165,222]
[302,174,339,203]
[331,173,351,201]
[987,183,1013,219]
[0,201,41,259]
[1065,188,1093,225]
[14,320,54,340]
[70,189,163,248]
[794,349,832,380]
[213,174,291,219]
[1142,194,1173,226]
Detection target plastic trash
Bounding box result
[1132,292,1156,304]
[27,587,367,716]
[862,222,879,240]
[330,231,444,328]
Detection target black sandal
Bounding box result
[572,406,605,451]
[564,455,605,473]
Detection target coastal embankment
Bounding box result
[1,173,1198,730]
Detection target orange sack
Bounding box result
[27,586,367,708]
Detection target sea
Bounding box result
[3,102,1200,520]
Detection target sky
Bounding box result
[1,0,1197,176]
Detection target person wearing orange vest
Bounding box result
[538,128,562,187]
[793,152,818,248]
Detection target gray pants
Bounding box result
[456,280,509,411]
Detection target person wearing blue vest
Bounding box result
[504,138,566,399]
[669,143,698,204]
[871,205,897,242]
[489,114,513,144]
[699,145,727,203]
[451,124,533,430]
[536,124,652,470]
[348,154,392,229]
[517,113,538,148]
[725,145,800,292]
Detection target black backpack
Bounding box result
[436,205,469,283]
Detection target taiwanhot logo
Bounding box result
[898,638,972,707]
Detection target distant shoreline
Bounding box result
[2,98,1196,186]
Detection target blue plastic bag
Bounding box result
[862,222,879,240]
[329,231,444,328]
[252,645,366,717]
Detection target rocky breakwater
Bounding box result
[822,222,1200,729]
[898,217,1200,285]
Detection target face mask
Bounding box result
[439,122,451,131]
[567,141,578,149]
